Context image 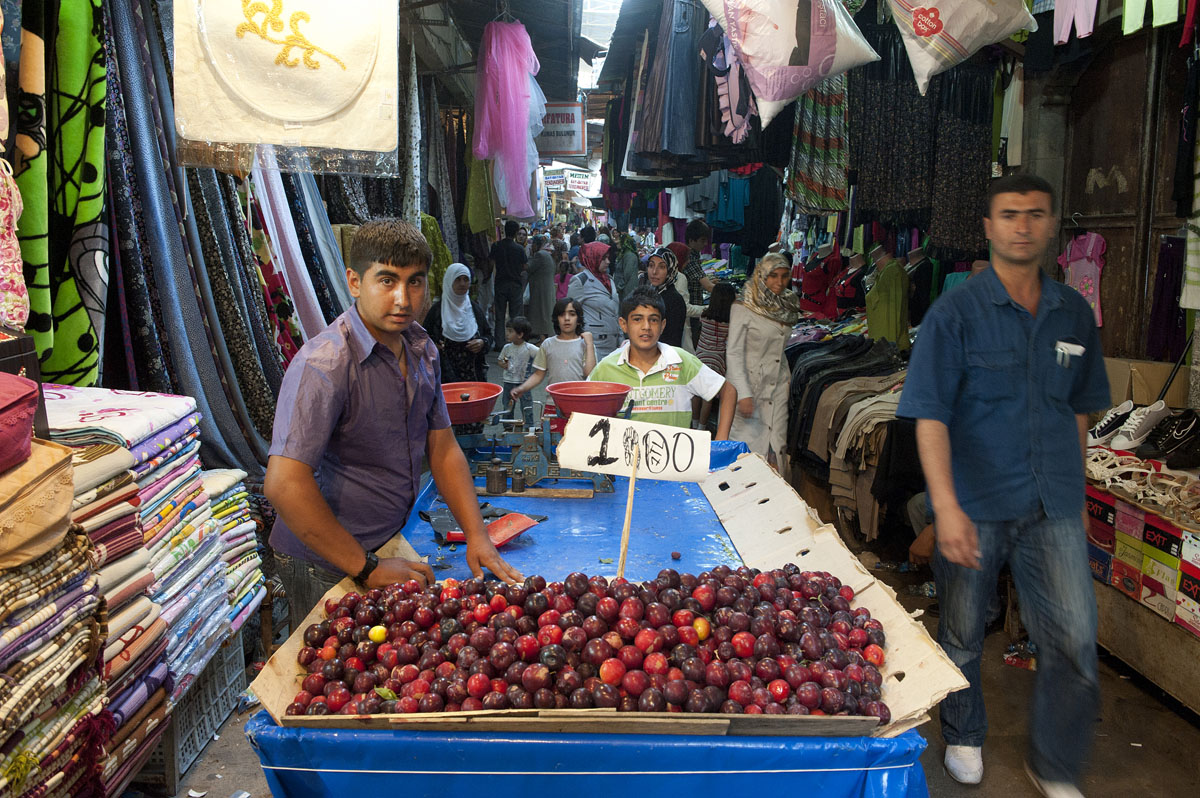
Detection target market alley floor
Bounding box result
[169,355,1200,797]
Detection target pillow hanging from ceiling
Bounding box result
[701,0,879,127]
[888,0,1037,95]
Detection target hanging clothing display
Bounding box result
[1058,232,1105,326]
[636,0,708,158]
[1147,236,1186,362]
[834,266,867,312]
[1122,0,1180,35]
[109,0,263,475]
[0,4,8,146]
[472,20,544,219]
[1186,105,1200,310]
[1054,0,1098,43]
[786,75,849,213]
[799,250,841,319]
[425,85,460,262]
[848,21,993,258]
[865,259,911,350]
[422,213,453,300]
[0,157,27,329]
[999,63,1024,168]
[400,41,422,225]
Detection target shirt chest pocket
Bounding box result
[964,350,1019,401]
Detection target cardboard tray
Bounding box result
[251,454,966,737]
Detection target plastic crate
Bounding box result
[131,630,246,795]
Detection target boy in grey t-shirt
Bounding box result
[498,317,538,425]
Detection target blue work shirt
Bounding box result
[896,267,1110,521]
[268,305,451,571]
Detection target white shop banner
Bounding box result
[535,102,586,157]
[566,170,593,193]
[545,173,566,192]
[558,412,710,482]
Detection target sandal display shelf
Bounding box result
[1084,471,1200,714]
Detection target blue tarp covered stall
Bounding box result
[246,441,930,797]
[245,714,929,798]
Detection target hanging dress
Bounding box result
[1058,232,1105,327]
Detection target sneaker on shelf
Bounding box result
[1025,761,1084,798]
[1165,427,1200,469]
[1087,400,1134,447]
[1135,409,1198,461]
[1109,400,1172,451]
[944,745,983,785]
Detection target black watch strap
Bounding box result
[355,551,379,584]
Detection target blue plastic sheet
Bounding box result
[407,442,750,582]
[245,711,928,798]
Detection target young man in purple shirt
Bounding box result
[265,220,522,625]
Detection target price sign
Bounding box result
[557,413,710,482]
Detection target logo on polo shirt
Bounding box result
[662,364,681,383]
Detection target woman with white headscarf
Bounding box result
[425,263,493,384]
[726,253,802,470]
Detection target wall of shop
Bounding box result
[1023,26,1188,362]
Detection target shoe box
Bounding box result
[1140,516,1182,620]
[1114,529,1143,569]
[1088,542,1113,584]
[1114,498,1146,541]
[1181,527,1200,572]
[1111,558,1143,600]
[1175,562,1200,638]
[1104,357,1190,409]
[1086,486,1116,552]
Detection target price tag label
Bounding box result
[558,413,710,482]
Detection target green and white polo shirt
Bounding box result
[589,342,725,428]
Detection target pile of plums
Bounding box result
[286,563,892,724]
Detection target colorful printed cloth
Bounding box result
[132,429,199,479]
[43,385,197,447]
[128,411,201,465]
[0,159,29,330]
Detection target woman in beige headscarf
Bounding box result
[725,253,802,470]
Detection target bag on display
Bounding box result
[888,0,1037,95]
[701,0,879,127]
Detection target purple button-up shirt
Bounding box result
[268,306,451,571]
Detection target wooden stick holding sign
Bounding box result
[617,443,639,580]
[558,412,710,578]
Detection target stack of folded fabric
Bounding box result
[71,444,141,567]
[205,469,267,632]
[44,386,239,706]
[0,528,109,798]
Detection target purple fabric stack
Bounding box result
[0,529,108,797]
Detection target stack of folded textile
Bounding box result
[0,526,109,798]
[44,386,237,706]
[205,469,267,633]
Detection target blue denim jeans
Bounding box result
[932,508,1098,784]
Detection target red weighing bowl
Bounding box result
[546,381,632,420]
[442,382,502,425]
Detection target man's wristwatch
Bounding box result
[355,551,379,584]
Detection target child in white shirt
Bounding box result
[498,316,539,425]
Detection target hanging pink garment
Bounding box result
[472,21,544,219]
[1058,232,1106,327]
[1054,0,1098,44]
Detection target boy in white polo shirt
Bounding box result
[590,288,737,438]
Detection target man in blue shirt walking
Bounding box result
[898,175,1110,798]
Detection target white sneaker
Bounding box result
[1109,400,1171,450]
[944,744,983,785]
[1025,761,1084,797]
[1087,400,1134,446]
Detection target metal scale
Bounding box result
[455,408,615,494]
